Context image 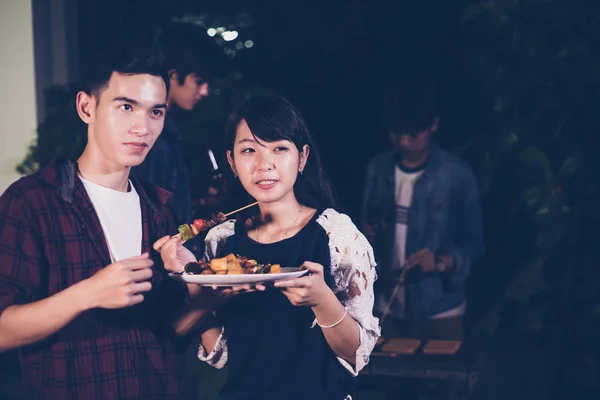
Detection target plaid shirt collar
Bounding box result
[38,158,172,211]
[37,159,174,264]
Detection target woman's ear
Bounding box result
[226,150,237,177]
[299,144,310,173]
[76,91,94,124]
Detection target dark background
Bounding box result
[5,0,600,399]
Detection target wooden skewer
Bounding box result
[399,266,409,283]
[379,266,412,328]
[379,282,401,328]
[224,201,259,217]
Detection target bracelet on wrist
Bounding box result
[316,309,347,329]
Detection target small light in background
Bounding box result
[222,30,239,41]
[206,28,217,37]
[244,40,254,48]
[235,42,244,50]
[216,27,225,34]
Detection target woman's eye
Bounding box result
[274,146,289,152]
[241,148,255,153]
[120,104,132,111]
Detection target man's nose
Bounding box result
[399,135,412,147]
[198,83,209,97]
[130,113,150,135]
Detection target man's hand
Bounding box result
[405,248,436,272]
[84,253,154,309]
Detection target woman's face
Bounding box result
[227,119,309,205]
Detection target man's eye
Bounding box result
[120,104,132,111]
[152,109,164,117]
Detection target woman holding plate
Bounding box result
[154,92,380,400]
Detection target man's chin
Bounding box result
[123,154,148,168]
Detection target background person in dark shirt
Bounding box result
[0,42,189,399]
[131,21,221,228]
[129,22,226,399]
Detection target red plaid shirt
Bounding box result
[0,159,188,399]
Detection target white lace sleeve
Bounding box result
[316,209,381,376]
[197,327,228,369]
[196,221,236,368]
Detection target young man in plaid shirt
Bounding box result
[0,42,193,399]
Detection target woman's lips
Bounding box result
[255,179,278,189]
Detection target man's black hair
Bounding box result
[381,79,439,135]
[155,21,222,85]
[81,40,170,101]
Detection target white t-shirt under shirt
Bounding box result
[380,164,466,319]
[381,165,424,318]
[80,176,142,262]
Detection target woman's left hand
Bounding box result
[274,261,333,307]
[153,235,196,273]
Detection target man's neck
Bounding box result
[400,148,430,170]
[77,148,131,192]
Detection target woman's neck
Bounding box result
[252,195,314,243]
[257,196,302,226]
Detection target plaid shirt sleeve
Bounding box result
[148,204,189,325]
[0,187,46,317]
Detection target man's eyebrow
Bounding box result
[113,96,139,105]
[113,97,167,109]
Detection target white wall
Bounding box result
[0,0,37,193]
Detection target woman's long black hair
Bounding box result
[226,92,336,211]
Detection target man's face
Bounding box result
[169,72,209,110]
[78,72,168,171]
[390,118,438,161]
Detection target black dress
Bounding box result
[216,211,356,400]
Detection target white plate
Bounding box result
[169,267,309,287]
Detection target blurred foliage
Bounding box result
[458,0,600,396]
[17,85,87,175]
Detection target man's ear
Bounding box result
[226,150,237,177]
[169,70,179,85]
[76,91,94,124]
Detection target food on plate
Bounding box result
[183,253,283,275]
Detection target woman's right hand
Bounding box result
[153,235,196,273]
